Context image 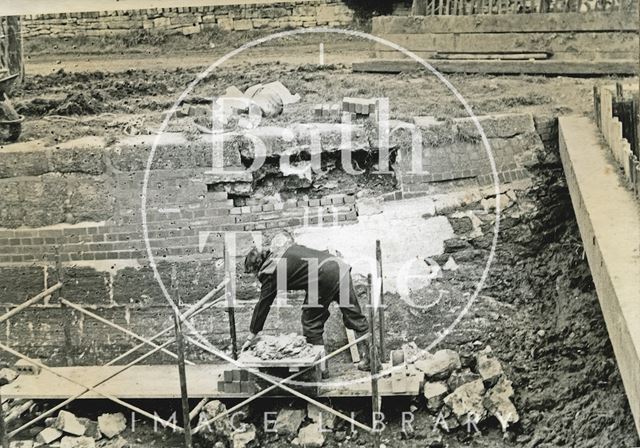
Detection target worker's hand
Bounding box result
[241,332,260,352]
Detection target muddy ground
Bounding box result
[4,32,640,447]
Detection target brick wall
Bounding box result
[394,113,541,195]
[20,1,354,38]
[0,112,542,366]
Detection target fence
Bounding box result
[411,0,633,14]
[593,84,640,199]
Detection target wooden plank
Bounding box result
[374,31,637,58]
[0,363,423,399]
[372,12,636,34]
[345,329,361,363]
[352,59,638,76]
[433,51,551,59]
[558,116,640,437]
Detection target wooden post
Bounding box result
[375,241,385,363]
[5,17,23,89]
[223,242,238,360]
[173,312,193,448]
[0,388,8,448]
[367,275,380,448]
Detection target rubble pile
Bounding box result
[414,346,520,433]
[248,333,316,361]
[13,411,129,448]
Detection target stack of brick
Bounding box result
[218,369,259,395]
[342,97,377,116]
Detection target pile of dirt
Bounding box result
[435,143,640,446]
[16,91,105,117]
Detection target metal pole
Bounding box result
[223,242,238,360]
[367,274,381,448]
[173,312,193,448]
[375,240,386,362]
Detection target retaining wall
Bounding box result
[20,1,354,38]
[372,12,638,61]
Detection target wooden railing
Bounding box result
[411,0,634,14]
[593,84,640,199]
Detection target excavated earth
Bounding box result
[3,39,640,447]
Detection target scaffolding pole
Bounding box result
[173,311,193,448]
[367,274,381,448]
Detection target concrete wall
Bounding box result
[559,116,640,437]
[20,1,354,38]
[372,12,638,61]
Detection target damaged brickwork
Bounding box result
[0,112,547,365]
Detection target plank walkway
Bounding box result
[352,59,637,76]
[0,364,422,399]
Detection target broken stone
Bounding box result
[307,404,336,429]
[55,411,86,436]
[484,377,519,431]
[232,423,256,448]
[274,408,305,435]
[447,369,482,391]
[60,436,96,448]
[443,379,487,424]
[36,427,63,444]
[476,350,504,387]
[415,349,461,380]
[297,423,325,447]
[423,382,448,412]
[77,418,101,440]
[97,413,126,439]
[442,256,459,271]
[199,400,233,441]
